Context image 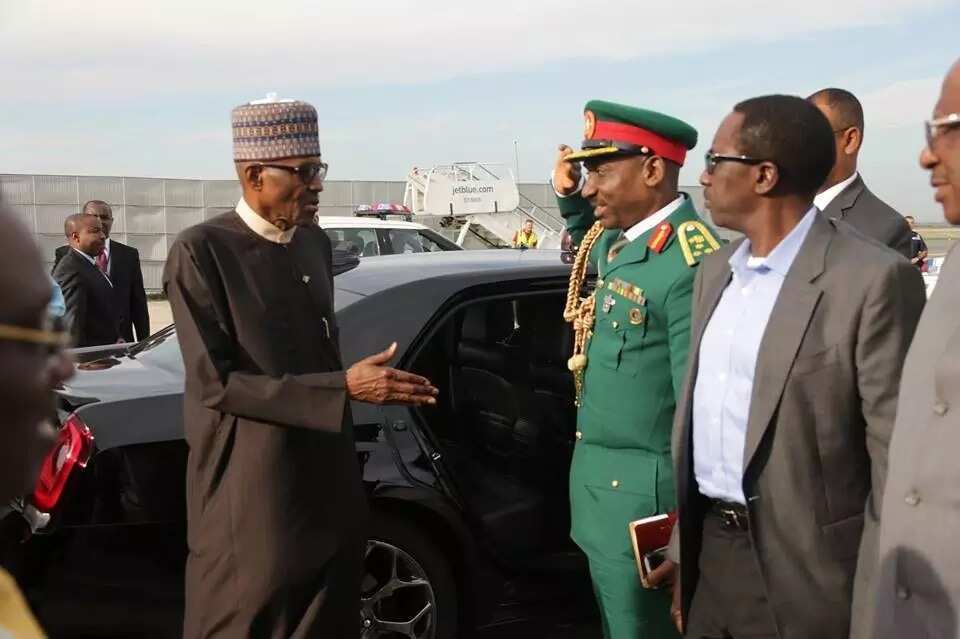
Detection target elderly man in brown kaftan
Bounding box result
[164,96,439,639]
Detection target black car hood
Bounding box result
[59,353,183,406]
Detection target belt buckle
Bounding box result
[719,506,746,530]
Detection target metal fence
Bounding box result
[1,173,705,292]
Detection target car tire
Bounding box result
[362,512,459,639]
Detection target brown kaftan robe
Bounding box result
[163,210,367,638]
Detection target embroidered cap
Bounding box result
[231,93,321,161]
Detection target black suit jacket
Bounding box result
[821,175,913,259]
[53,249,121,347]
[54,240,149,341]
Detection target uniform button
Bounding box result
[611,480,620,489]
[905,491,921,507]
[611,321,620,329]
[934,401,949,416]
[575,431,582,440]
[896,585,911,601]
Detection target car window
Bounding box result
[323,227,380,257]
[417,231,449,252]
[384,229,426,254]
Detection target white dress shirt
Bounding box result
[623,195,685,242]
[692,206,818,504]
[236,198,296,244]
[813,171,858,212]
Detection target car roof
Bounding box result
[317,216,428,230]
[334,249,570,297]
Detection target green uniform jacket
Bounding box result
[560,192,716,560]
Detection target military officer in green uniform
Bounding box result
[555,100,719,638]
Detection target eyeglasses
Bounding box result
[704,151,767,175]
[256,161,328,184]
[925,113,960,148]
[0,320,70,354]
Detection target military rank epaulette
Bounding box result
[678,221,721,266]
[647,222,673,253]
[607,277,645,305]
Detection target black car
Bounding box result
[3,250,599,638]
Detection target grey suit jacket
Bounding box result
[822,175,913,259]
[671,212,926,639]
[873,242,960,639]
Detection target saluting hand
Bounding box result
[553,144,582,196]
[346,343,439,406]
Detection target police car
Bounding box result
[317,203,462,257]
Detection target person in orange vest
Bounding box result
[512,218,539,248]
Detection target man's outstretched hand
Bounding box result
[346,343,438,406]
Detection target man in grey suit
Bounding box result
[808,88,913,258]
[873,58,960,639]
[662,95,925,638]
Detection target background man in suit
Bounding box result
[0,199,74,637]
[808,88,913,258]
[904,215,929,269]
[666,95,925,639]
[53,214,120,347]
[873,58,960,639]
[53,201,150,342]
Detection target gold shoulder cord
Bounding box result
[562,221,605,406]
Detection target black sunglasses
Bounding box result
[704,150,767,175]
[255,161,328,184]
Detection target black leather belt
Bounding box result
[708,498,750,531]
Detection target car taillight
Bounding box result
[32,413,94,512]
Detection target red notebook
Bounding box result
[629,511,677,588]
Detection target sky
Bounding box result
[1,1,957,222]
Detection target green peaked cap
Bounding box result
[565,99,698,165]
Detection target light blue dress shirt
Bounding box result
[48,275,65,319]
[692,207,818,505]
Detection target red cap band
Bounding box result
[591,121,688,165]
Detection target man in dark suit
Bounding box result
[808,88,913,258]
[873,57,960,639]
[53,214,120,347]
[53,201,150,341]
[663,95,925,639]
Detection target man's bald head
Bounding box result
[0,200,65,502]
[64,213,106,257]
[81,199,114,238]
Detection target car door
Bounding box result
[403,282,584,570]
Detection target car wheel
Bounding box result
[361,513,458,639]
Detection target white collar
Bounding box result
[236,198,297,244]
[624,195,685,242]
[813,171,859,212]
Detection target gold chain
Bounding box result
[563,221,604,406]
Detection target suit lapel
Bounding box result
[823,174,865,220]
[742,214,832,470]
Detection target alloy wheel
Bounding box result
[360,539,436,639]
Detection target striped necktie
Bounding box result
[95,251,108,275]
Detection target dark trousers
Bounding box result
[685,511,779,639]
